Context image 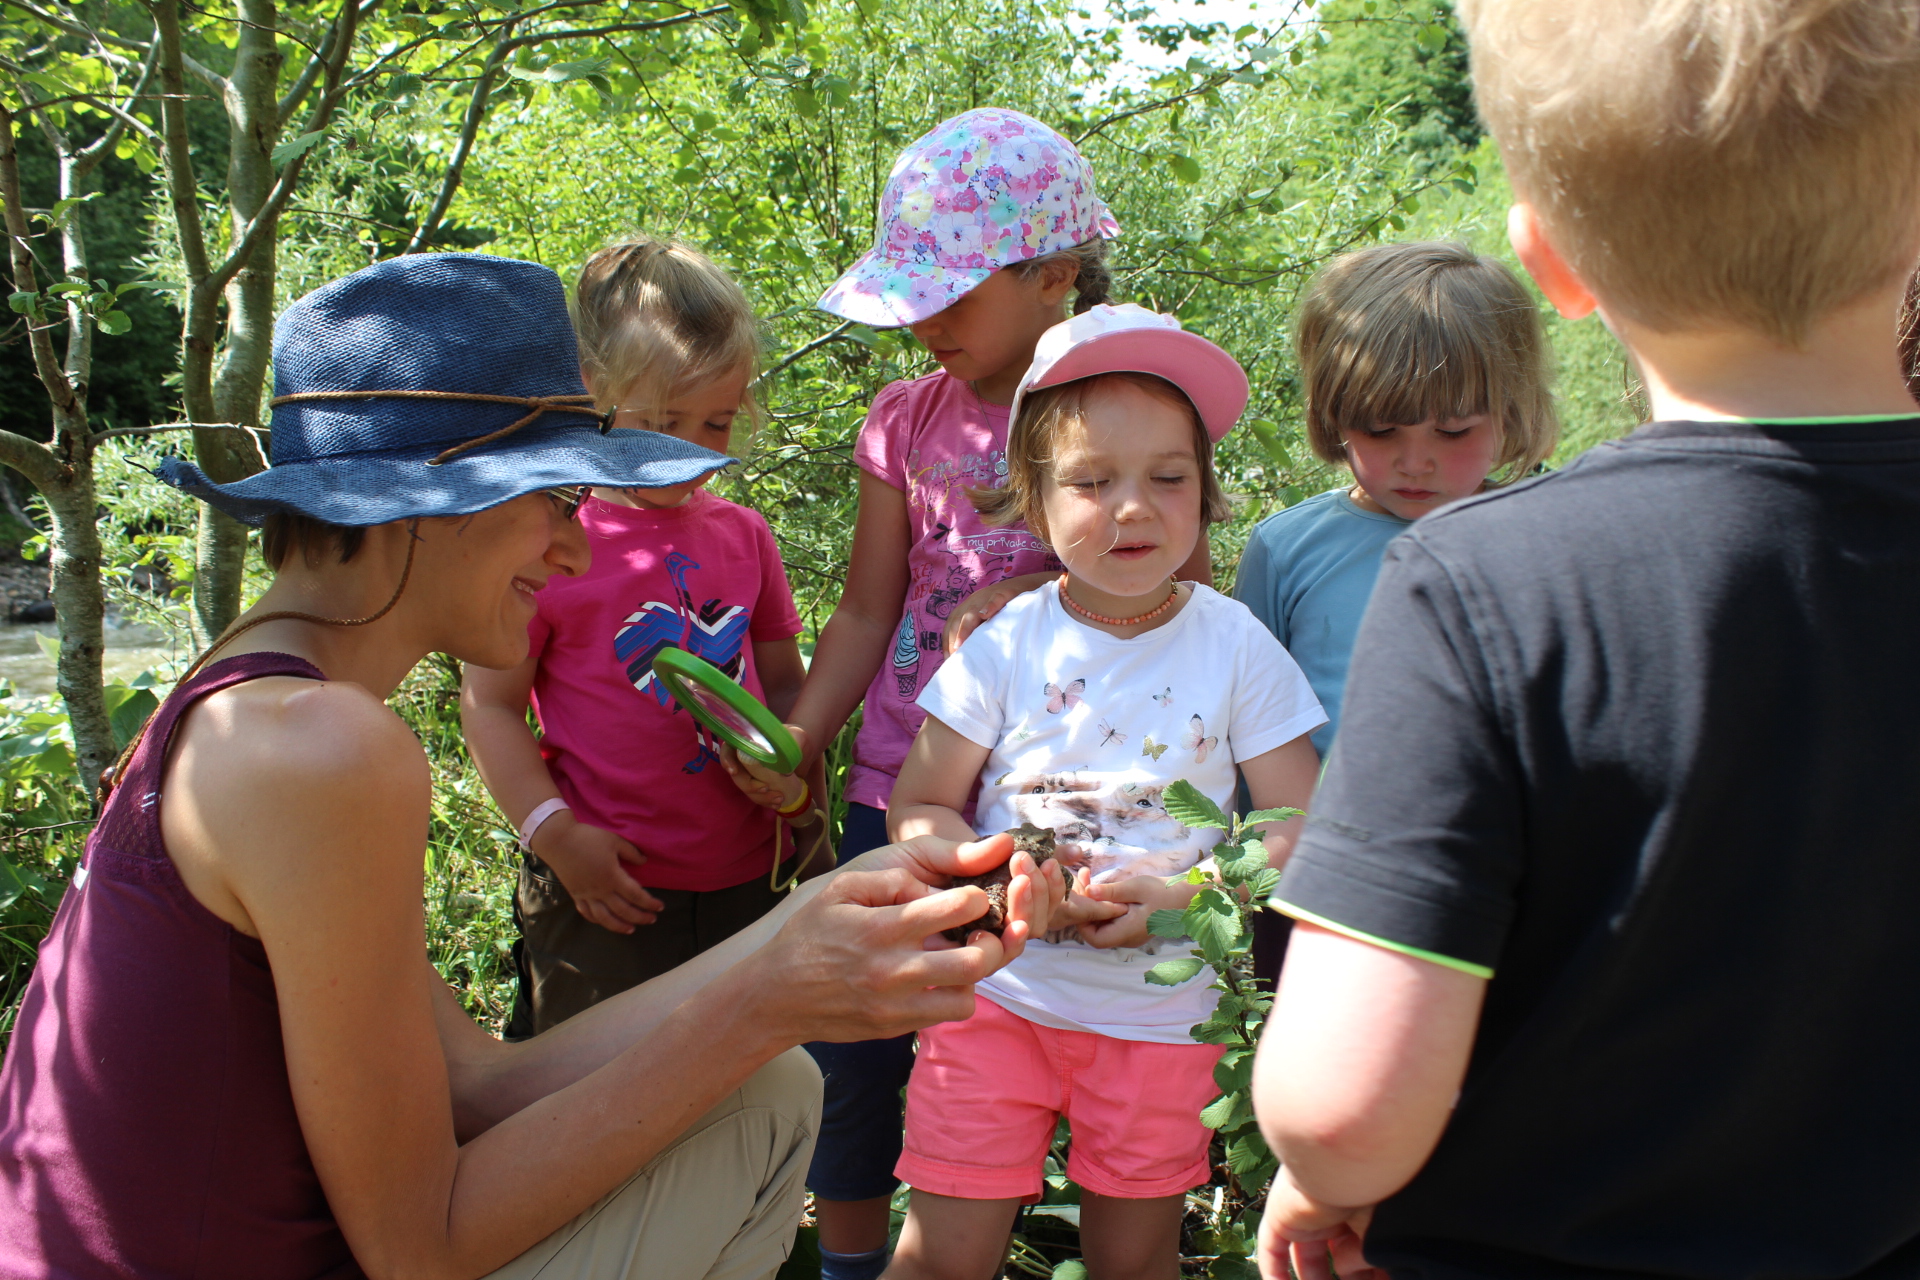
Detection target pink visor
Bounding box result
[1008,304,1248,442]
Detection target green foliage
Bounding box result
[1146,779,1303,1261]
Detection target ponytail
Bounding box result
[1011,236,1113,314]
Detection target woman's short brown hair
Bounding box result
[1297,241,1559,483]
[971,372,1232,545]
[261,511,365,571]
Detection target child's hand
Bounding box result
[717,738,808,811]
[1045,866,1128,935]
[531,812,665,934]
[1073,873,1201,949]
[1258,1169,1383,1280]
[942,579,1042,655]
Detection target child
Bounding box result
[1235,241,1557,754]
[1252,2,1920,1278]
[785,107,1211,1277]
[462,238,824,1038]
[885,305,1324,1280]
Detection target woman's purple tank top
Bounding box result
[0,653,364,1279]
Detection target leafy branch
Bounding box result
[1143,779,1302,1267]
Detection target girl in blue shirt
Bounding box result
[1236,241,1560,754]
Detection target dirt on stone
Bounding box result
[941,822,1056,944]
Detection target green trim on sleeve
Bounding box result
[1270,899,1495,979]
[1742,413,1920,425]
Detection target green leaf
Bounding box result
[1241,807,1302,827]
[271,130,326,170]
[1163,779,1228,831]
[1213,1047,1254,1094]
[1187,889,1242,959]
[1147,907,1188,940]
[106,686,158,750]
[1248,867,1281,899]
[1226,1129,1274,1180]
[791,81,819,118]
[8,291,41,316]
[1245,418,1292,470]
[1052,1263,1088,1280]
[95,309,131,336]
[1198,1091,1238,1129]
[542,57,613,82]
[35,632,59,663]
[385,72,423,99]
[1169,153,1201,183]
[1208,1255,1259,1280]
[851,0,878,17]
[1144,956,1205,986]
[1416,22,1448,52]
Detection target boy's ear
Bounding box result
[1508,204,1599,321]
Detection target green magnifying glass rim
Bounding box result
[651,647,802,775]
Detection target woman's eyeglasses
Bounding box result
[546,486,590,521]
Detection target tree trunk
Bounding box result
[183,0,282,643]
[41,457,113,791]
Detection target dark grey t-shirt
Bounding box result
[1274,418,1920,1280]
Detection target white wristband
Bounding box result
[518,798,571,852]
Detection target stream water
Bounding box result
[0,619,185,699]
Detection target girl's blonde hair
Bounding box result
[972,372,1232,546]
[572,237,761,426]
[1297,241,1558,483]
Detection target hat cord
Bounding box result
[265,390,610,465]
[98,521,420,805]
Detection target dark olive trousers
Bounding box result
[506,854,789,1039]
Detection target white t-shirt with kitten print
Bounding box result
[918,580,1326,1044]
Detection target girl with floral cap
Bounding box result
[785,108,1212,1280]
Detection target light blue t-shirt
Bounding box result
[1233,488,1410,754]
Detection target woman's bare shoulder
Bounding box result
[178,674,425,786]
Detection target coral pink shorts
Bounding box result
[896,996,1225,1202]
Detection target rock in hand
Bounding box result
[941,823,1056,944]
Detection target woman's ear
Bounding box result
[1508,204,1599,321]
[580,365,602,400]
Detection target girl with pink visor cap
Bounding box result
[886,305,1324,1279]
[784,108,1212,1279]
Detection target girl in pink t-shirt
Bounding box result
[786,109,1212,1279]
[462,239,825,1038]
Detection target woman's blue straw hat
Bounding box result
[157,252,734,527]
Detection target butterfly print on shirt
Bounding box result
[1182,713,1219,764]
[1045,678,1087,714]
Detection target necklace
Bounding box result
[1058,573,1181,626]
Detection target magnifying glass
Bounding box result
[651,647,803,775]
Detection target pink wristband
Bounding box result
[518,797,571,852]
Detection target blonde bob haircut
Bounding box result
[1459,0,1920,344]
[971,372,1232,546]
[572,237,761,426]
[1298,241,1558,482]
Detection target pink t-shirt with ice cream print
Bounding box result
[847,369,1064,810]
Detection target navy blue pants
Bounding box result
[802,803,918,1201]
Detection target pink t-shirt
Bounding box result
[847,370,1064,809]
[528,490,803,892]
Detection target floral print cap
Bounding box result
[817,107,1121,329]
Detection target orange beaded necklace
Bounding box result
[1057,573,1182,627]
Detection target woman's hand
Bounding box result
[1072,873,1201,949]
[940,572,1055,655]
[1257,1169,1383,1280]
[1045,866,1129,934]
[531,812,666,933]
[741,832,1052,1044]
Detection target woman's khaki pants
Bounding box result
[485,1047,823,1280]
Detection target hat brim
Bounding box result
[157,424,735,527]
[1022,330,1250,443]
[816,248,994,328]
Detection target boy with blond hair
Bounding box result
[1252,2,1920,1278]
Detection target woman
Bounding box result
[0,253,1051,1280]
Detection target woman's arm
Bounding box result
[168,680,1044,1280]
[460,659,663,932]
[787,473,912,768]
